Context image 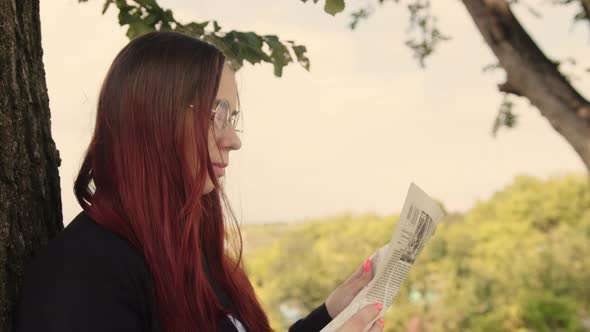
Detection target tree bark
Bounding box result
[0,0,63,330]
[461,0,590,173]
[581,0,590,26]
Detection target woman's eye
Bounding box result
[231,111,240,125]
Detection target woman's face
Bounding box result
[202,64,242,194]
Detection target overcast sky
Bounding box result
[41,0,589,224]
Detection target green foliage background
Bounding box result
[242,175,590,331]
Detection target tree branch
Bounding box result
[581,0,590,26]
[461,0,590,171]
[498,81,522,96]
[82,0,311,77]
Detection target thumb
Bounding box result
[338,303,383,331]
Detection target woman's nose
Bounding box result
[223,127,242,151]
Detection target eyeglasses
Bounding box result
[211,99,243,135]
[189,99,243,137]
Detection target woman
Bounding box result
[15,31,385,332]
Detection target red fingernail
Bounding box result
[377,318,385,328]
[363,258,371,272]
[374,302,383,312]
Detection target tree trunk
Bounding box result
[461,0,590,173]
[0,0,63,330]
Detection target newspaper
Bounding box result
[321,183,444,332]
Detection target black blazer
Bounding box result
[14,211,332,331]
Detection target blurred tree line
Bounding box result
[243,175,590,332]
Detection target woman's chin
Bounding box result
[202,178,215,194]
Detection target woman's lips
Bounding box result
[212,163,226,177]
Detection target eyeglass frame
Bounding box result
[188,98,243,136]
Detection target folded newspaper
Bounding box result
[321,183,444,332]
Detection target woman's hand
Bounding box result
[335,303,385,332]
[326,258,375,318]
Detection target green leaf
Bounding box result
[106,0,308,77]
[160,21,172,30]
[243,32,263,48]
[219,31,268,66]
[162,9,175,22]
[195,21,209,29]
[240,48,265,65]
[263,35,293,77]
[350,8,371,30]
[101,0,113,14]
[492,95,518,136]
[212,20,222,33]
[574,11,586,21]
[127,21,155,39]
[177,21,208,36]
[134,0,159,9]
[115,0,131,10]
[324,0,345,16]
[291,45,310,71]
[118,10,135,25]
[143,12,160,26]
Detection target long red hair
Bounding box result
[74,31,271,331]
